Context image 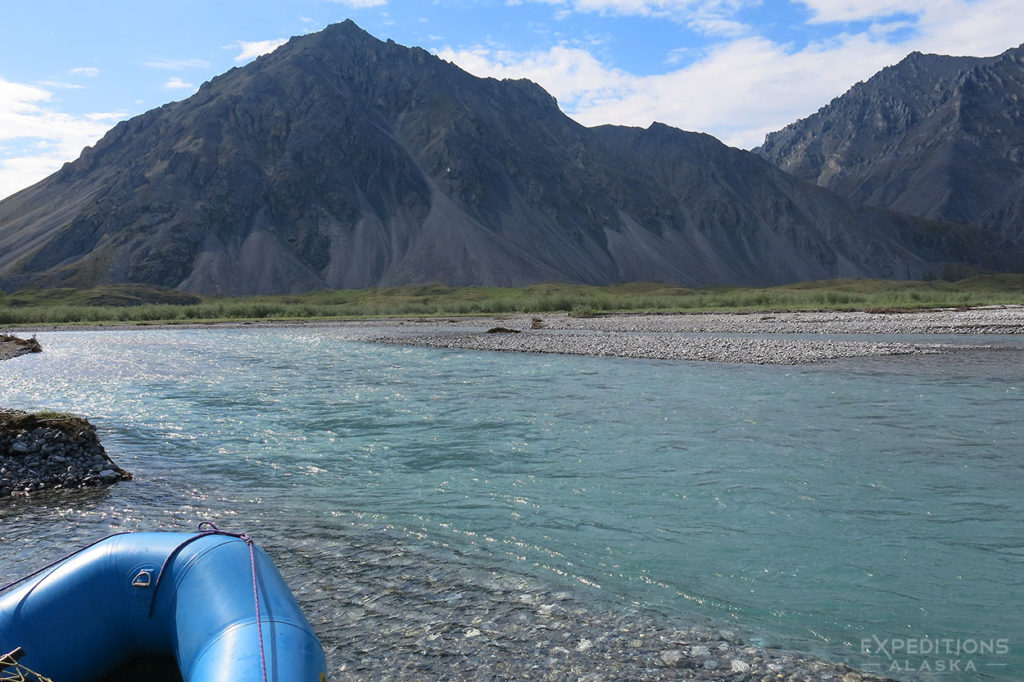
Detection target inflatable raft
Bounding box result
[0,525,327,681]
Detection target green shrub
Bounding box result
[4,277,1024,325]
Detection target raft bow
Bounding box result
[0,524,327,681]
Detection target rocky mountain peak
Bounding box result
[755,42,1024,245]
[0,23,1013,295]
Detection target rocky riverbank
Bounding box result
[367,306,1024,364]
[0,409,131,497]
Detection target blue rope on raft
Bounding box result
[148,522,270,682]
[1,522,270,682]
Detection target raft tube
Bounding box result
[0,530,327,681]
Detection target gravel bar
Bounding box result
[367,306,1024,365]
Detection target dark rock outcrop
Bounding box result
[0,409,130,496]
[0,22,1012,295]
[756,44,1024,248]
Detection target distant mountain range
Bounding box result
[0,21,1017,295]
[755,44,1024,246]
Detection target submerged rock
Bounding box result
[0,409,130,497]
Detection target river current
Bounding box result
[1,327,1022,680]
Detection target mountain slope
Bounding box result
[755,44,1024,245]
[0,21,1009,295]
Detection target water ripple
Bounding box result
[2,328,1022,679]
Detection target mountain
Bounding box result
[0,22,1010,295]
[755,44,1024,246]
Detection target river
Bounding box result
[2,327,1021,680]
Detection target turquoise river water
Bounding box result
[1,327,1022,680]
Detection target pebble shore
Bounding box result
[296,532,901,682]
[367,306,1024,364]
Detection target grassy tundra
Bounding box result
[1,276,1023,325]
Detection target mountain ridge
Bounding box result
[0,21,1012,295]
[755,43,1024,246]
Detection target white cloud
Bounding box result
[441,35,901,149]
[536,0,694,14]
[84,112,129,122]
[909,0,1024,56]
[686,10,748,36]
[797,0,929,23]
[164,77,195,90]
[439,43,633,104]
[69,66,100,78]
[230,38,289,62]
[0,155,62,200]
[442,0,1024,149]
[325,0,387,6]
[506,1,760,36]
[144,58,212,70]
[0,77,116,199]
[518,0,754,21]
[37,81,85,90]
[526,0,1024,47]
[793,0,1024,55]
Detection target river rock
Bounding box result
[0,409,131,496]
[731,658,751,672]
[659,649,684,666]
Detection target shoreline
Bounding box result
[7,306,1024,364]
[362,307,1024,364]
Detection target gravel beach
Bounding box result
[365,306,1024,364]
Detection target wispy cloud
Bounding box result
[325,0,388,7]
[37,81,85,90]
[908,0,1024,55]
[229,38,289,62]
[84,112,128,122]
[69,66,100,78]
[144,58,212,70]
[517,0,752,20]
[523,0,692,16]
[444,0,1024,148]
[507,0,762,37]
[796,0,929,23]
[163,77,195,90]
[0,77,117,198]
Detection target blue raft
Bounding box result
[0,527,327,681]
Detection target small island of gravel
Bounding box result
[0,409,131,497]
[366,306,1024,364]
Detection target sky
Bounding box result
[2,0,1023,201]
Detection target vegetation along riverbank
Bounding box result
[1,276,1024,326]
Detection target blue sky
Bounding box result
[2,0,1023,200]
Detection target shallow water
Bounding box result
[2,328,1022,680]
